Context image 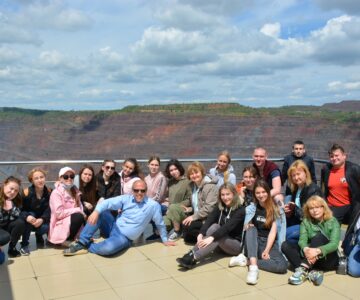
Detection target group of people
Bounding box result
[0,142,359,287]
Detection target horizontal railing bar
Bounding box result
[0,158,329,165]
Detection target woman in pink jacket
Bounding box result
[48,167,86,246]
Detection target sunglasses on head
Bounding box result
[105,166,115,170]
[133,189,146,193]
[62,174,75,180]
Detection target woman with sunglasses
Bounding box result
[119,158,144,195]
[0,176,24,261]
[75,164,98,216]
[282,195,340,286]
[48,167,86,247]
[96,160,121,202]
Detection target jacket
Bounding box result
[298,217,340,258]
[48,182,83,244]
[253,160,280,190]
[282,153,317,184]
[200,205,245,241]
[167,176,191,206]
[288,183,322,224]
[0,205,21,226]
[209,164,236,187]
[21,185,51,224]
[96,171,121,199]
[321,161,360,226]
[191,176,218,221]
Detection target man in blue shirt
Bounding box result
[63,180,175,256]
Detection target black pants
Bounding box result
[0,218,25,249]
[68,213,85,241]
[183,220,203,244]
[282,232,339,271]
[330,205,351,225]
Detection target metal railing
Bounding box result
[0,158,330,186]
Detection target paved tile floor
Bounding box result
[0,235,358,300]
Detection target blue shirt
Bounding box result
[95,194,167,242]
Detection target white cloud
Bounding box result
[156,4,223,31]
[16,1,93,31]
[328,80,360,91]
[39,50,85,75]
[132,27,217,65]
[261,23,281,38]
[309,15,360,65]
[0,22,42,45]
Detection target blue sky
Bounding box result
[0,0,359,110]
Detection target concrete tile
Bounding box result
[0,277,44,300]
[98,259,170,288]
[114,278,196,300]
[37,268,110,299]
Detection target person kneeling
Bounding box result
[282,196,340,286]
[63,180,175,256]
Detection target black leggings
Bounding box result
[182,220,203,244]
[68,213,85,241]
[282,232,339,271]
[0,218,25,249]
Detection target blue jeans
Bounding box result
[21,212,49,247]
[344,230,360,277]
[79,210,132,256]
[286,224,300,244]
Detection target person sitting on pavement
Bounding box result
[63,179,175,256]
[282,196,340,286]
[176,183,245,269]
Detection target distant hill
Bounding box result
[0,101,359,181]
[322,100,360,112]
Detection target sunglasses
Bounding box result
[62,174,75,180]
[105,166,115,170]
[133,189,146,193]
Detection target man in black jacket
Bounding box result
[321,143,360,226]
[282,140,316,195]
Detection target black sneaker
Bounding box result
[8,248,21,258]
[63,241,88,256]
[20,246,30,256]
[176,250,197,269]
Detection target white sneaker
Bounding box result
[168,231,182,242]
[246,265,259,285]
[229,253,247,267]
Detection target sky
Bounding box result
[0,0,360,110]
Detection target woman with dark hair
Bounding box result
[48,167,86,246]
[75,164,98,216]
[209,151,236,187]
[231,180,287,285]
[119,158,144,195]
[182,162,218,244]
[0,176,25,260]
[96,159,121,202]
[284,160,322,244]
[237,166,258,207]
[176,183,245,269]
[20,168,51,255]
[163,159,191,241]
[282,196,340,286]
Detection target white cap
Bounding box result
[59,167,75,177]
